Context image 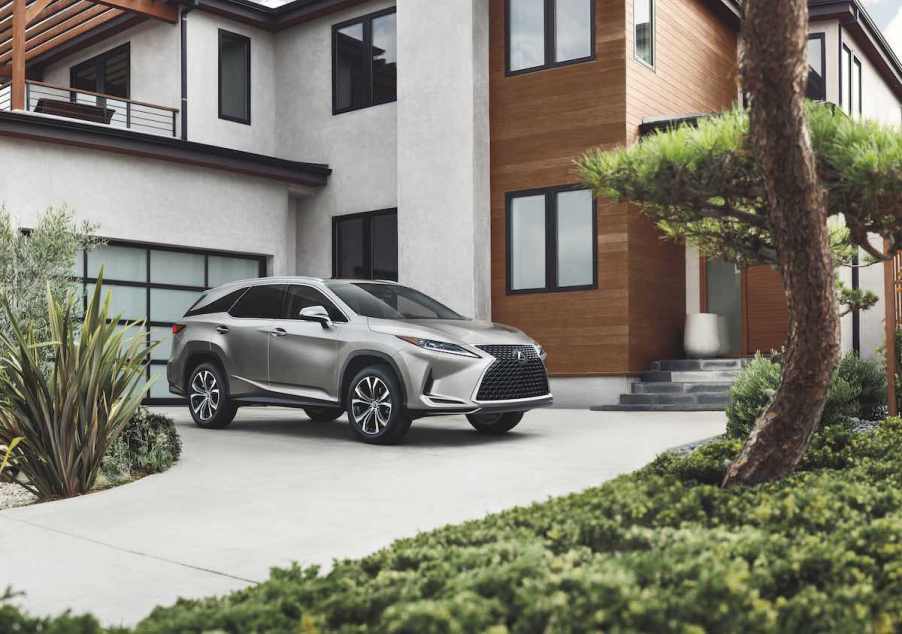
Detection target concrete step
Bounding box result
[592,403,729,412]
[639,369,742,383]
[619,393,731,407]
[651,358,749,372]
[631,382,734,394]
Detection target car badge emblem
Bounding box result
[514,350,527,364]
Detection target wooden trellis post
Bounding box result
[885,243,899,417]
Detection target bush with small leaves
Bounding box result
[102,408,182,481]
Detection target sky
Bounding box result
[862,0,902,59]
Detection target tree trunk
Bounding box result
[722,0,839,487]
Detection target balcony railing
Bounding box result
[0,80,178,138]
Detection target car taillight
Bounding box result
[172,324,186,335]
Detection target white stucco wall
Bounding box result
[396,0,491,319]
[0,138,296,276]
[186,11,277,155]
[841,26,901,125]
[42,20,181,135]
[275,0,398,280]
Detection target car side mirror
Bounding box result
[299,305,333,329]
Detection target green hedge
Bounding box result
[726,352,886,439]
[101,408,182,481]
[3,419,902,633]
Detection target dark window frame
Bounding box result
[331,208,399,281]
[633,0,655,69]
[218,29,252,125]
[69,42,131,99]
[331,7,398,115]
[505,0,596,77]
[806,32,827,101]
[76,238,267,405]
[505,184,598,295]
[853,55,863,118]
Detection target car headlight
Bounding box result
[396,336,479,358]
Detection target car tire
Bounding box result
[466,411,524,435]
[345,365,411,444]
[304,406,344,423]
[187,363,237,429]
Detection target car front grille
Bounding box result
[475,345,550,401]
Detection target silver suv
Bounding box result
[167,277,552,444]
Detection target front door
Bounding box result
[267,284,347,404]
[704,259,789,355]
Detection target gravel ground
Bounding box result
[0,482,35,510]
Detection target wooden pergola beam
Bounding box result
[22,6,121,58]
[0,4,119,63]
[0,1,94,49]
[25,0,54,23]
[10,0,23,108]
[93,0,174,23]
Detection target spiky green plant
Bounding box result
[0,436,21,478]
[0,277,151,499]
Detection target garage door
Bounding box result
[75,241,266,404]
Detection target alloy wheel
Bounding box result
[190,370,221,422]
[351,376,393,435]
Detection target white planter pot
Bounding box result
[684,313,721,358]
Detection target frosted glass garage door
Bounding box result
[76,242,265,403]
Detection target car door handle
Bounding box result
[271,327,287,337]
[216,325,230,335]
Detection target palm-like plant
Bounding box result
[0,277,151,499]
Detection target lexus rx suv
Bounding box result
[167,277,552,444]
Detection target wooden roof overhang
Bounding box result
[0,0,185,109]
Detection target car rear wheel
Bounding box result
[345,366,411,444]
[304,406,343,423]
[187,363,237,429]
[466,411,524,434]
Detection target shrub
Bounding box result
[726,352,886,439]
[102,409,182,481]
[0,279,151,499]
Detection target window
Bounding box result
[506,186,596,293]
[74,242,265,403]
[841,44,851,114]
[852,56,862,119]
[219,30,251,124]
[634,0,654,67]
[283,285,347,322]
[185,287,249,317]
[507,0,594,74]
[70,43,130,99]
[333,209,398,281]
[326,282,465,320]
[332,8,397,114]
[806,34,826,101]
[230,285,285,319]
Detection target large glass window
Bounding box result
[507,186,596,293]
[75,242,265,403]
[70,43,130,100]
[507,0,594,74]
[634,0,654,67]
[219,30,251,124]
[841,44,852,114]
[806,34,826,101]
[333,209,398,281]
[852,56,862,119]
[333,8,397,114]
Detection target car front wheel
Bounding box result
[466,411,524,434]
[187,363,237,429]
[345,366,411,444]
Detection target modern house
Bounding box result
[0,0,899,406]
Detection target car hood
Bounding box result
[368,318,534,346]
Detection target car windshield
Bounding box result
[326,282,466,320]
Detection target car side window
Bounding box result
[185,287,249,317]
[229,285,285,319]
[283,285,347,323]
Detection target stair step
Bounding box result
[592,403,729,412]
[640,370,742,383]
[620,393,730,406]
[651,358,748,371]
[631,382,734,394]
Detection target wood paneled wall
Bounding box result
[489,0,739,375]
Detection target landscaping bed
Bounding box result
[2,414,901,633]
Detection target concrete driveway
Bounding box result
[0,407,724,626]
